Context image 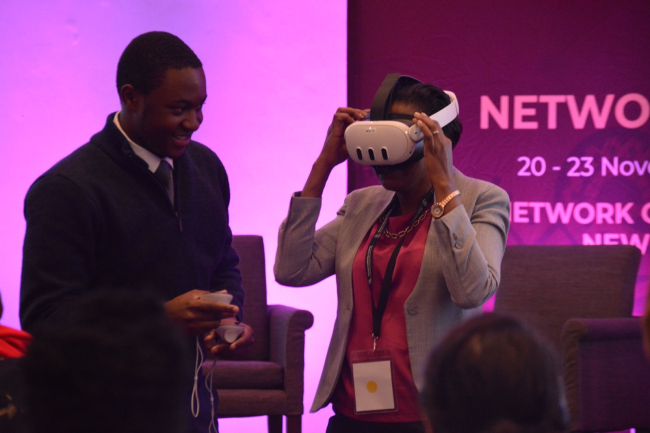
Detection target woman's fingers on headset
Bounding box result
[413,112,436,143]
[414,113,450,147]
[332,113,356,133]
[331,111,352,125]
[415,113,452,169]
[328,108,366,142]
[413,113,455,178]
[335,107,367,120]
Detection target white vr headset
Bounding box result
[344,73,459,166]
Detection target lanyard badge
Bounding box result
[351,349,397,414]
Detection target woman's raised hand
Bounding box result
[317,107,368,169]
[301,108,367,198]
[413,112,460,208]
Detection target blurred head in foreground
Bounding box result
[421,314,569,433]
[23,289,191,433]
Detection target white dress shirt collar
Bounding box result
[113,112,174,173]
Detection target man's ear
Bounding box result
[119,84,142,112]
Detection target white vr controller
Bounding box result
[199,292,245,343]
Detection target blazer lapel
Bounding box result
[336,187,395,300]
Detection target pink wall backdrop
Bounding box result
[347,0,650,315]
[0,1,345,431]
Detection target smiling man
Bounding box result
[19,32,247,433]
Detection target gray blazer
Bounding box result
[274,170,510,413]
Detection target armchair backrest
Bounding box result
[494,245,641,351]
[231,235,269,361]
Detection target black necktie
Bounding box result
[154,160,174,205]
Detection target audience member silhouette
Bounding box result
[421,314,569,433]
[22,289,191,433]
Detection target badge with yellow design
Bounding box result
[351,349,396,414]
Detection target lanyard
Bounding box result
[364,189,434,349]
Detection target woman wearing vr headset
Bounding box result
[274,75,510,433]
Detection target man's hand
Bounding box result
[204,319,254,357]
[164,289,239,336]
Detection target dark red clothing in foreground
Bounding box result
[0,325,32,359]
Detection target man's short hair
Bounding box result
[23,289,191,433]
[116,31,202,95]
[422,314,569,433]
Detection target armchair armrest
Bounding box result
[563,317,643,342]
[268,304,314,415]
[562,318,650,432]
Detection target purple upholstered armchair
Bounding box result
[203,235,314,433]
[494,245,649,432]
[562,318,650,432]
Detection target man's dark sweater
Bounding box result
[19,113,244,431]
